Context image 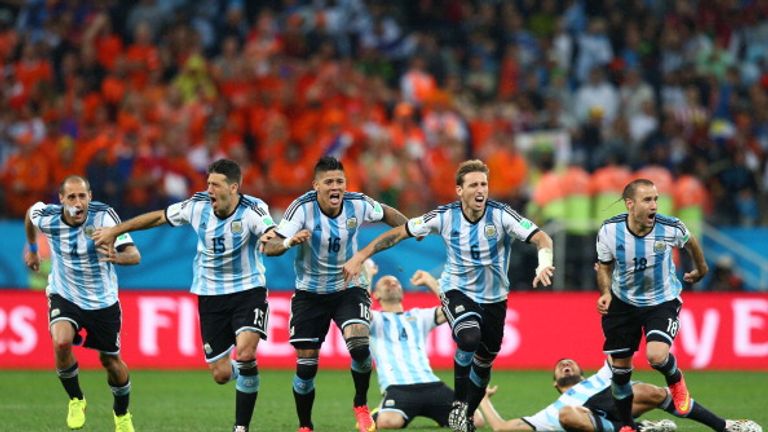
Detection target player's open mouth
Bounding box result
[329,193,341,205]
[648,212,656,222]
[474,196,485,203]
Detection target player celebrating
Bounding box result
[343,159,555,432]
[93,159,275,432]
[24,175,140,432]
[262,156,410,432]
[596,178,709,432]
[480,358,762,432]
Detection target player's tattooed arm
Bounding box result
[381,204,408,227]
[343,225,410,282]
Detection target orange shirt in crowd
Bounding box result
[1,145,50,217]
[486,146,528,200]
[673,175,708,210]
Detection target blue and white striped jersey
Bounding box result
[166,193,275,296]
[406,201,539,303]
[275,191,384,293]
[30,201,134,310]
[522,363,612,431]
[596,213,689,307]
[370,308,441,391]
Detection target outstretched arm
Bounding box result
[381,204,408,227]
[262,229,311,256]
[410,270,446,324]
[683,234,708,284]
[343,225,411,282]
[92,209,167,246]
[98,243,141,266]
[23,207,40,272]
[478,387,534,431]
[529,230,554,288]
[596,261,614,314]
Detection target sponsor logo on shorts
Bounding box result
[203,343,213,355]
[51,308,60,318]
[455,305,465,313]
[385,399,395,407]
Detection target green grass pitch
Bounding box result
[1,369,765,431]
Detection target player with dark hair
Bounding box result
[596,178,712,432]
[343,159,555,432]
[479,358,761,432]
[25,175,141,431]
[93,159,276,432]
[263,156,410,432]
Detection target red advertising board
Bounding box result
[1,291,766,370]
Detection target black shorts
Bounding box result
[441,290,507,355]
[289,287,371,349]
[602,296,682,358]
[198,288,269,362]
[378,382,454,427]
[48,294,122,354]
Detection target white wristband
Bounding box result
[536,248,553,275]
[283,237,292,249]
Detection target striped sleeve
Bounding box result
[500,204,538,241]
[406,209,441,237]
[276,199,306,239]
[596,223,614,263]
[245,198,276,236]
[28,201,47,229]
[101,207,134,248]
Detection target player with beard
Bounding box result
[25,175,140,431]
[93,159,276,432]
[596,179,710,432]
[479,358,761,432]
[262,156,410,432]
[343,159,555,432]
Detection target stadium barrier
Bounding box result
[1,291,766,370]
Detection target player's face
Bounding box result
[59,179,91,225]
[553,358,582,381]
[207,173,238,216]
[374,275,403,303]
[457,171,488,213]
[313,169,347,214]
[626,184,658,230]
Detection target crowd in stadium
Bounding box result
[0,1,764,291]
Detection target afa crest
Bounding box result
[653,241,665,253]
[346,217,358,230]
[484,224,497,238]
[85,226,95,237]
[231,220,243,233]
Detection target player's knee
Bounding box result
[52,338,73,353]
[647,351,668,367]
[212,366,232,385]
[98,353,123,371]
[558,407,582,429]
[376,413,405,429]
[346,336,371,362]
[454,322,481,353]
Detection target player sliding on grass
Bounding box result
[479,358,763,432]
[263,156,411,432]
[596,178,710,432]
[344,159,555,432]
[24,175,141,432]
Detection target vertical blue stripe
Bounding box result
[380,315,401,387]
[247,227,259,287]
[450,207,466,298]
[485,209,500,300]
[633,234,646,301]
[327,213,340,293]
[653,223,665,304]
[615,226,625,300]
[398,318,421,380]
[231,206,244,293]
[468,219,481,300]
[50,216,64,296]
[310,204,322,293]
[86,211,102,307]
[213,216,227,295]
[68,227,85,302]
[344,201,356,282]
[192,201,209,293]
